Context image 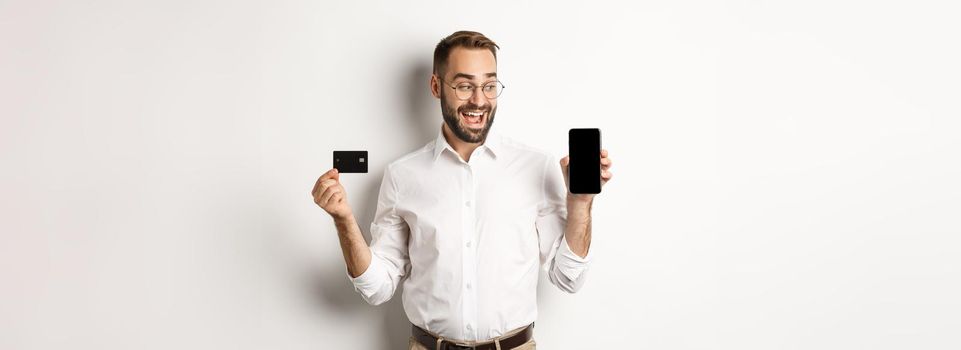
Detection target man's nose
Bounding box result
[469,87,488,106]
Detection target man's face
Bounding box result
[432,47,498,144]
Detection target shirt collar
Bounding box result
[431,127,501,162]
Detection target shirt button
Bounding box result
[466,282,472,289]
[465,200,471,207]
[466,324,472,331]
[465,241,472,248]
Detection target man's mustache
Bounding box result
[457,104,492,112]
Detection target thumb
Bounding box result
[321,168,340,181]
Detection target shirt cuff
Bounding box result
[555,235,593,281]
[346,255,387,297]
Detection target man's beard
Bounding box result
[440,90,496,144]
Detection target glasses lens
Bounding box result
[482,81,502,99]
[455,84,474,100]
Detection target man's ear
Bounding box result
[429,74,441,99]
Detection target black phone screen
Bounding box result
[568,128,601,194]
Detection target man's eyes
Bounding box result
[454,82,496,89]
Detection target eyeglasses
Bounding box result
[441,79,506,100]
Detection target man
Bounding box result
[311,31,613,350]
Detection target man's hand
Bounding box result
[312,168,354,220]
[560,149,613,204]
[310,168,370,278]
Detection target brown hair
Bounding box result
[433,30,499,78]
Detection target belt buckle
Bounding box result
[443,341,477,350]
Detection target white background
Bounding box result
[2,0,959,349]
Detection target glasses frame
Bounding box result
[439,77,506,101]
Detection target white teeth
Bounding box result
[463,111,483,117]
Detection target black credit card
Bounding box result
[568,128,602,194]
[333,151,368,173]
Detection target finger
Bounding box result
[320,188,337,209]
[320,168,338,181]
[330,192,344,205]
[320,179,338,196]
[312,168,339,196]
[320,186,341,207]
[602,170,613,181]
[314,179,338,200]
[559,156,570,167]
[601,157,612,167]
[601,149,609,158]
[312,176,324,197]
[601,160,612,171]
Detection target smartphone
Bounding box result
[568,128,601,194]
[333,151,368,173]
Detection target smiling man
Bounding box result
[311,30,613,350]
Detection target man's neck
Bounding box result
[441,124,483,163]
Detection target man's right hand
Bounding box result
[312,168,353,220]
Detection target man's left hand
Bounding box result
[560,149,613,205]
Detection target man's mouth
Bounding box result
[460,110,487,128]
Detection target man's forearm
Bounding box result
[334,214,372,278]
[564,197,593,258]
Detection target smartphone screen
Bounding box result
[568,128,601,194]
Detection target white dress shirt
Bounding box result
[347,128,593,341]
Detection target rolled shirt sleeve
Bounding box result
[346,164,411,305]
[535,155,593,293]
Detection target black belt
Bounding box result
[412,323,534,350]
